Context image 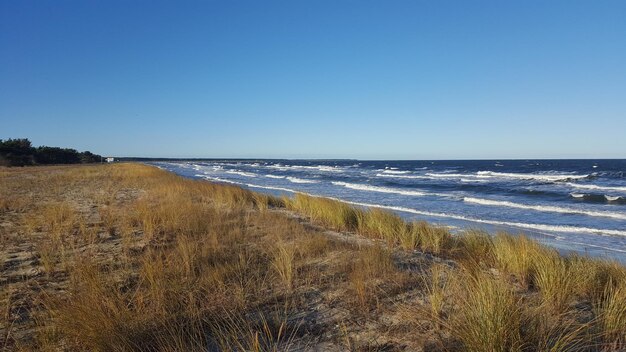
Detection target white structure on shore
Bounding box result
[105,157,115,163]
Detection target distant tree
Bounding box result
[35,146,81,164]
[79,151,102,163]
[0,138,35,166]
[0,138,103,166]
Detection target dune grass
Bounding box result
[285,193,454,255]
[451,271,523,352]
[1,163,625,351]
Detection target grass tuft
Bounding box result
[450,271,522,352]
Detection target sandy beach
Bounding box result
[1,163,625,351]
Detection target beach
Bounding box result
[1,163,625,351]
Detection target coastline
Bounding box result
[156,160,626,263]
[1,163,625,351]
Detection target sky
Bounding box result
[1,1,625,159]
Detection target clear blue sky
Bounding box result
[1,1,625,159]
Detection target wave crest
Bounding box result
[464,197,626,220]
[286,177,319,184]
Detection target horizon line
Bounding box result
[113,156,626,162]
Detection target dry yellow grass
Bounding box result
[271,242,296,290]
[423,263,450,323]
[450,271,523,352]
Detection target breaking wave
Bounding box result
[225,170,258,178]
[477,171,589,182]
[381,169,411,174]
[375,173,432,180]
[464,197,626,220]
[286,177,319,184]
[332,181,429,197]
[570,193,626,204]
[565,183,626,193]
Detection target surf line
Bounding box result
[200,178,626,238]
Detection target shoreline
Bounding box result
[159,162,626,264]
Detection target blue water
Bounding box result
[153,159,626,263]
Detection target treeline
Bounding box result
[0,138,103,166]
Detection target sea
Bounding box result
[153,159,626,263]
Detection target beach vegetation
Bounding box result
[1,163,625,351]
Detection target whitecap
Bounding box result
[477,171,588,182]
[198,175,242,185]
[225,170,258,177]
[376,173,432,180]
[266,164,343,173]
[382,169,411,174]
[286,177,319,184]
[334,181,455,198]
[426,173,475,178]
[460,178,487,183]
[464,197,626,221]
[243,183,300,193]
[565,183,626,193]
[332,181,429,197]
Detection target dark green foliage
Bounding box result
[0,138,35,166]
[78,151,102,163]
[35,146,81,164]
[0,138,102,166]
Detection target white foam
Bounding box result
[375,173,432,180]
[464,197,626,221]
[477,171,588,182]
[200,177,302,194]
[197,175,242,185]
[378,172,485,181]
[267,164,343,172]
[266,164,289,171]
[382,169,410,174]
[332,181,428,197]
[460,178,487,183]
[286,177,319,184]
[225,170,258,178]
[565,183,626,193]
[265,174,285,179]
[425,173,473,178]
[570,193,585,198]
[244,183,300,193]
[306,165,342,172]
[606,195,622,202]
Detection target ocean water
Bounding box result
[153,159,626,263]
